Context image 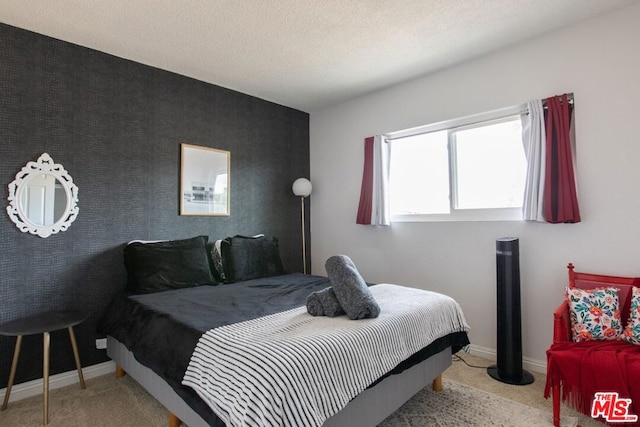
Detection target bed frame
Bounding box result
[107,336,451,427]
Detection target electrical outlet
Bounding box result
[95,338,107,349]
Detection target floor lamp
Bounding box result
[292,178,312,274]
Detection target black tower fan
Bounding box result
[487,238,534,385]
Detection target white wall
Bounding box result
[309,4,640,365]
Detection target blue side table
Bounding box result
[0,310,89,425]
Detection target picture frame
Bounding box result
[180,143,230,216]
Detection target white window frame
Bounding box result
[388,105,527,223]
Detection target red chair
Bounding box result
[546,263,639,427]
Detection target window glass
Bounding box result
[390,131,449,214]
[388,111,526,221]
[453,118,525,209]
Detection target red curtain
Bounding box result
[544,94,581,223]
[356,137,374,225]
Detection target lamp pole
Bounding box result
[292,178,312,274]
[300,196,307,274]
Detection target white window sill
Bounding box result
[391,208,523,223]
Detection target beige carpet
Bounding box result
[379,378,578,427]
[0,353,603,426]
[444,353,601,427]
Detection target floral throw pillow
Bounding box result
[622,286,640,345]
[567,287,622,342]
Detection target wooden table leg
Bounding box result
[1,335,22,411]
[43,331,50,425]
[68,326,85,389]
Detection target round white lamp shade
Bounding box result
[292,178,312,197]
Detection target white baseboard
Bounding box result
[464,344,547,374]
[0,361,115,404]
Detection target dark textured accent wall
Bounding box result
[0,23,310,386]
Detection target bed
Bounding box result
[98,236,470,426]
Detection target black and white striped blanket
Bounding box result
[182,283,469,427]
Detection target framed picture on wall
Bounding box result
[180,143,230,216]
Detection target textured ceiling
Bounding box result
[1,0,638,112]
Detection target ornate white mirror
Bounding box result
[6,153,79,238]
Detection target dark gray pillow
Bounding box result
[124,236,216,294]
[220,235,284,282]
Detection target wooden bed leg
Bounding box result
[168,411,181,427]
[432,374,443,392]
[115,364,126,378]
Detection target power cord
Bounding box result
[452,353,491,369]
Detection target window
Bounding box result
[389,108,526,221]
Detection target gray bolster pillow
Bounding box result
[306,287,345,317]
[325,255,380,320]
